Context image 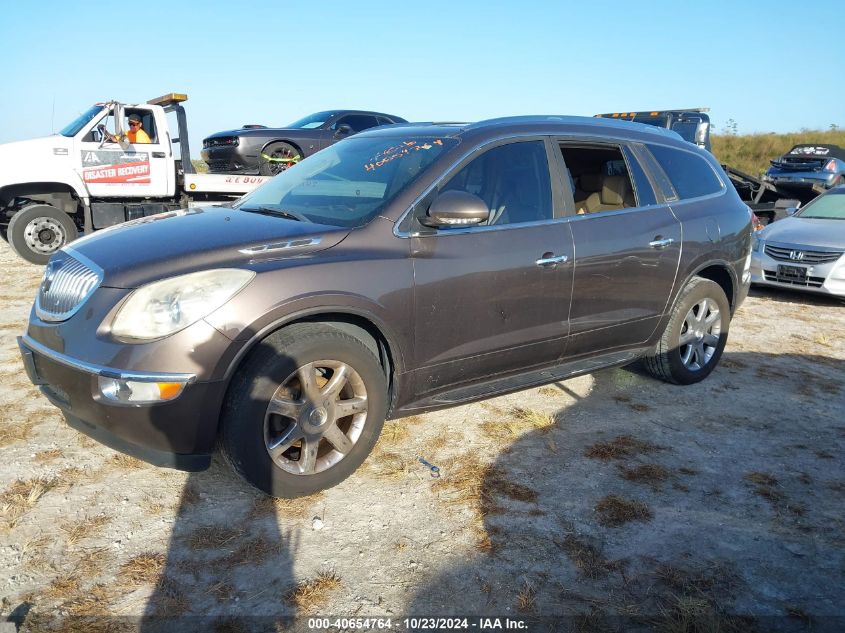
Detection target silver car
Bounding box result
[751,186,845,297]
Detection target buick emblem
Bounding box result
[788,250,804,261]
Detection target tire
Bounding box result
[258,141,302,176]
[7,203,78,265]
[643,277,730,385]
[220,323,388,498]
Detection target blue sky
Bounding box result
[1,0,841,155]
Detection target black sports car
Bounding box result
[201,110,407,175]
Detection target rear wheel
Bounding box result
[221,323,387,498]
[643,277,730,385]
[7,203,78,265]
[258,142,302,176]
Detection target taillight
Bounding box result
[825,159,837,172]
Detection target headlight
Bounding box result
[111,269,255,340]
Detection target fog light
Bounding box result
[98,377,187,404]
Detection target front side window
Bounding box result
[333,115,380,133]
[441,140,553,226]
[59,105,104,137]
[234,136,457,228]
[647,144,724,199]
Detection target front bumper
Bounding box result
[201,145,259,175]
[18,335,227,470]
[750,248,845,297]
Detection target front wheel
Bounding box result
[643,277,730,385]
[258,142,302,176]
[7,204,78,265]
[221,323,388,498]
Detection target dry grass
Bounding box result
[107,453,146,469]
[60,515,111,546]
[585,435,661,461]
[362,419,417,479]
[628,403,651,413]
[484,465,538,512]
[0,476,58,529]
[33,448,63,463]
[516,579,536,612]
[0,418,34,447]
[481,406,555,441]
[249,492,325,520]
[217,536,279,568]
[150,574,191,615]
[43,573,81,601]
[207,581,237,602]
[187,525,245,550]
[62,582,116,616]
[537,386,560,397]
[594,494,653,527]
[74,547,112,577]
[286,571,342,612]
[650,562,748,633]
[555,533,623,579]
[118,552,166,585]
[618,463,669,487]
[744,472,778,487]
[712,128,845,176]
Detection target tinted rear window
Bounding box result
[647,144,724,199]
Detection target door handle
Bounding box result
[152,152,166,158]
[535,254,568,268]
[649,237,675,249]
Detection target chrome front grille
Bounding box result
[764,244,843,264]
[35,252,103,322]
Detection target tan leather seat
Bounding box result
[574,173,603,214]
[580,175,634,214]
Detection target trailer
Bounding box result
[0,93,271,264]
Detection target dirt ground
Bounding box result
[0,241,843,633]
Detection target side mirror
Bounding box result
[334,123,353,137]
[421,191,489,228]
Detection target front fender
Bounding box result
[206,296,409,382]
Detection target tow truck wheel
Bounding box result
[7,204,78,265]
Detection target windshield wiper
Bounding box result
[239,206,311,223]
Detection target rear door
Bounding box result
[559,141,682,358]
[409,138,574,395]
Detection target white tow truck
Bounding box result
[0,93,271,264]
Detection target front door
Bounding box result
[76,107,170,199]
[410,139,574,396]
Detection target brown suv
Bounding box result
[18,116,752,498]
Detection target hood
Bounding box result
[0,135,73,176]
[761,216,845,250]
[205,127,322,140]
[66,206,351,288]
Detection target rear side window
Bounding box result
[647,144,724,199]
[622,147,657,207]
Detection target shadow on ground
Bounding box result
[407,352,845,632]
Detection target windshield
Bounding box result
[59,105,104,137]
[233,135,458,227]
[287,111,338,129]
[796,191,845,220]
